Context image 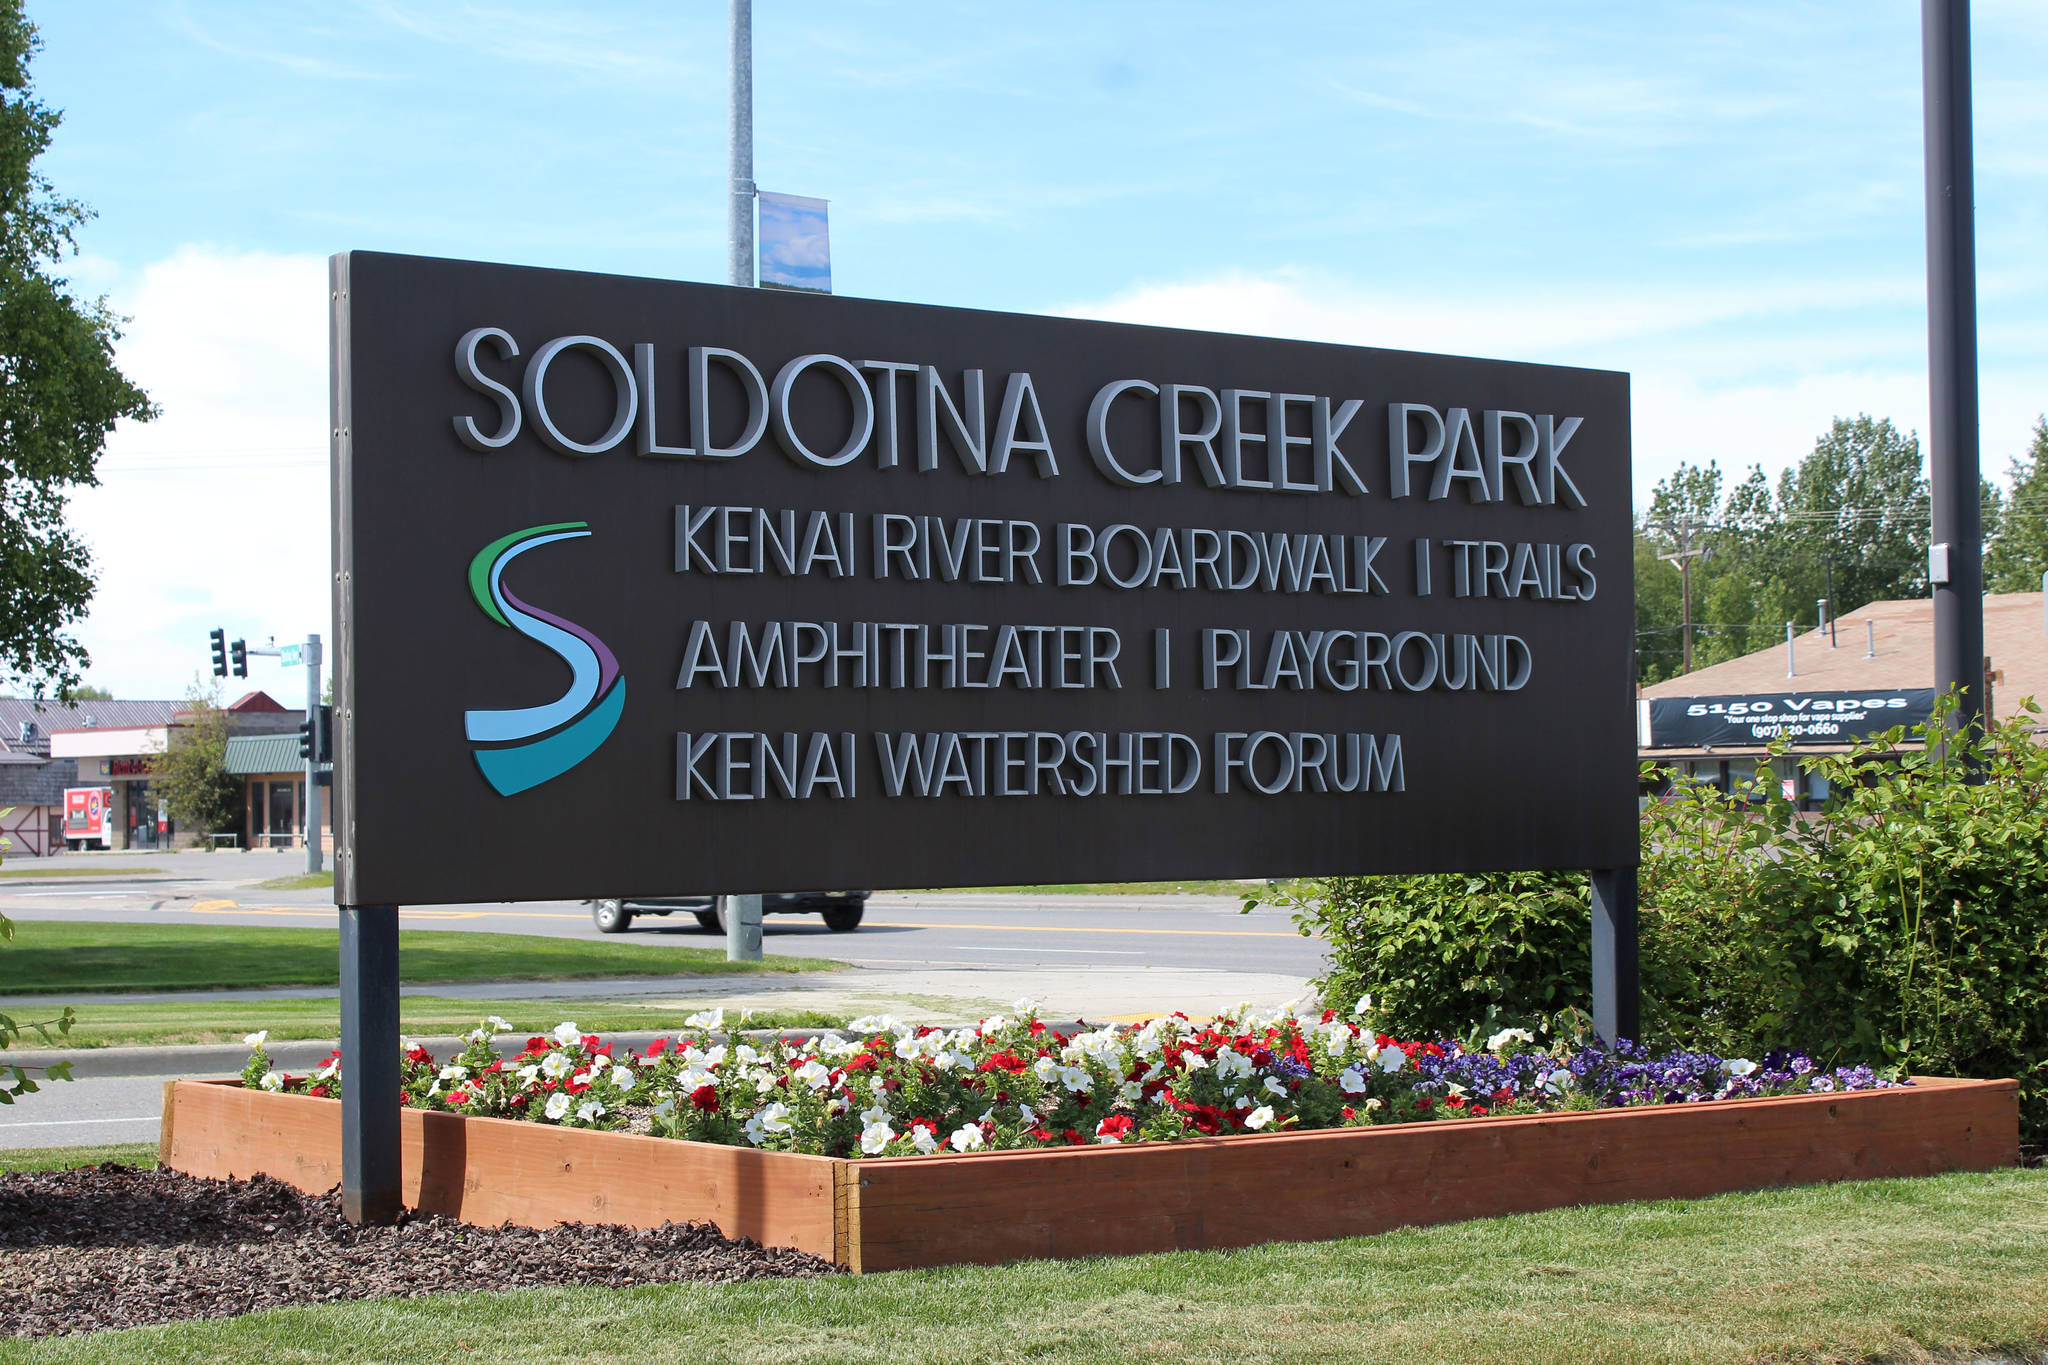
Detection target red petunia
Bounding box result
[647,1037,670,1057]
[690,1084,719,1112]
[526,1037,548,1052]
[1061,1129,1085,1146]
[1095,1115,1134,1141]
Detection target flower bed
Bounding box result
[235,1004,1911,1158]
[163,1006,2017,1273]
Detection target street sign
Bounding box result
[331,250,1636,908]
[281,644,302,667]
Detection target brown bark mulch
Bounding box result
[0,1162,837,1339]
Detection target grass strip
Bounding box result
[251,872,333,891]
[0,1169,2041,1363]
[0,1142,158,1174]
[0,865,161,880]
[12,995,850,1049]
[924,879,1293,897]
[0,921,835,995]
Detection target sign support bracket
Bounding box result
[340,905,402,1224]
[1590,867,1640,1044]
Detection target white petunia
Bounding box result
[487,1016,513,1033]
[859,1103,891,1127]
[757,1101,792,1134]
[544,1092,572,1120]
[1263,1076,1289,1097]
[1016,1103,1037,1127]
[1353,993,1374,1016]
[948,1124,985,1153]
[1011,997,1039,1016]
[860,1121,894,1155]
[540,1052,573,1080]
[979,1015,1008,1035]
[1244,1105,1276,1130]
[438,1065,469,1082]
[552,1021,583,1046]
[734,1044,761,1065]
[1339,1066,1369,1095]
[259,1070,285,1092]
[315,1058,340,1081]
[910,1124,940,1155]
[684,1007,726,1032]
[1486,1028,1535,1052]
[1117,1082,1143,1105]
[793,1059,833,1089]
[1726,1058,1758,1077]
[576,1099,605,1123]
[1180,1052,1209,1072]
[1212,1048,1253,1080]
[1234,1094,1254,1110]
[1375,1044,1407,1074]
[243,1031,269,1049]
[1059,1066,1091,1093]
[516,1064,541,1086]
[1033,1055,1060,1083]
[610,1065,636,1091]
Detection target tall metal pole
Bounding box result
[339,906,400,1224]
[1924,0,1984,734]
[728,0,754,288]
[304,634,323,874]
[721,0,764,961]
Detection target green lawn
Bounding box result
[0,1141,158,1173]
[929,879,1293,897]
[0,921,835,995]
[0,865,161,880]
[0,1167,2042,1363]
[251,871,333,891]
[19,995,848,1048]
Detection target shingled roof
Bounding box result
[1641,592,2048,720]
[0,699,183,757]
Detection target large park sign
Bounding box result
[330,251,1635,908]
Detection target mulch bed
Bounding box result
[0,1163,838,1338]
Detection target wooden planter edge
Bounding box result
[161,1073,2020,1273]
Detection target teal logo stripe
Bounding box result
[473,675,626,797]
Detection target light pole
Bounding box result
[1923,0,1984,737]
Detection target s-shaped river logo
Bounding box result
[463,522,625,795]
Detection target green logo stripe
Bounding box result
[465,521,588,628]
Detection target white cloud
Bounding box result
[1058,270,2047,509]
[65,246,330,703]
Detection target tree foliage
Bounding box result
[1635,416,1932,684]
[1985,417,2048,593]
[0,1,155,696]
[154,684,241,837]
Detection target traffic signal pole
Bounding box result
[302,635,323,874]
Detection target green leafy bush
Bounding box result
[1281,691,2048,1141]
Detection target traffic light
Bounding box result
[208,629,227,678]
[298,705,333,763]
[230,639,248,678]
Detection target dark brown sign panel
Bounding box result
[330,251,1635,906]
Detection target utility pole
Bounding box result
[1924,0,1985,736]
[721,0,764,961]
[1651,519,1711,674]
[728,0,754,289]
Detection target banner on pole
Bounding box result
[757,192,830,293]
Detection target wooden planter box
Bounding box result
[162,1075,2018,1273]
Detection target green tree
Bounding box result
[0,1,156,696]
[154,683,241,838]
[1634,419,1937,685]
[1985,417,2048,593]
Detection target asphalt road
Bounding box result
[0,850,1329,1150]
[0,849,1326,976]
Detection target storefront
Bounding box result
[1638,591,2048,807]
[224,733,332,851]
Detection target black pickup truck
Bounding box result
[587,892,867,934]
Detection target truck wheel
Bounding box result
[694,906,724,934]
[821,904,864,932]
[591,899,633,934]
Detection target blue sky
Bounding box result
[21,1,2048,701]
